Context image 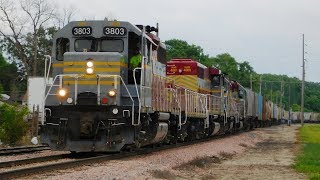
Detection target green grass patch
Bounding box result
[294,124,320,179]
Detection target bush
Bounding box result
[0,103,29,145]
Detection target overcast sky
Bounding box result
[54,0,320,82]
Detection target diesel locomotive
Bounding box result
[41,20,273,152]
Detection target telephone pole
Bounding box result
[301,34,305,126]
[270,84,273,102]
[250,74,253,90]
[280,81,283,118]
[288,84,291,121]
[259,75,262,94]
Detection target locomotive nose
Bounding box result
[46,52,126,106]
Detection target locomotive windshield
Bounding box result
[75,39,98,52]
[74,38,124,52]
[100,39,124,52]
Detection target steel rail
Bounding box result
[0,145,50,156]
[0,154,69,168]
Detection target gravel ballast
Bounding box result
[26,130,266,179]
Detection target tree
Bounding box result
[0,52,22,95]
[164,38,320,113]
[210,53,239,79]
[291,104,301,112]
[0,84,3,94]
[165,39,209,63]
[209,54,256,88]
[0,0,56,76]
[56,6,77,29]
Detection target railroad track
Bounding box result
[0,154,69,168]
[0,132,234,179]
[0,145,50,156]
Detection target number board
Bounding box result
[103,27,127,36]
[72,26,92,36]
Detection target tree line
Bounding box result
[165,39,320,112]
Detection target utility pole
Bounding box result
[270,84,273,102]
[250,74,253,90]
[280,81,284,119]
[301,34,305,126]
[289,84,291,122]
[259,75,262,94]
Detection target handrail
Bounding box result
[42,74,83,124]
[97,74,135,125]
[133,68,142,126]
[44,55,52,84]
[43,73,136,126]
[170,87,182,129]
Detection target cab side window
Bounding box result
[128,32,141,61]
[56,38,70,61]
[198,67,204,79]
[157,45,166,63]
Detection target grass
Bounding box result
[294,124,320,180]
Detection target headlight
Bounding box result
[86,61,94,68]
[58,89,67,97]
[112,108,119,115]
[108,90,116,97]
[67,97,73,104]
[86,67,94,74]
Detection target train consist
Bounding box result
[40,20,312,152]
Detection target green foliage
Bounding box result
[165,38,320,112]
[164,39,257,88]
[0,103,29,145]
[1,26,57,76]
[209,53,256,88]
[164,39,209,63]
[0,52,26,97]
[294,125,320,179]
[0,84,3,94]
[305,82,320,112]
[291,104,301,112]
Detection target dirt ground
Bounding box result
[173,125,307,180]
[24,125,306,180]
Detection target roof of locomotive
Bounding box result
[53,20,142,39]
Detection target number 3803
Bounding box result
[72,27,92,36]
[104,27,126,36]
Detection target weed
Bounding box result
[150,170,177,180]
[219,151,235,159]
[239,143,248,147]
[174,156,221,170]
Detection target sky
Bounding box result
[54,0,320,82]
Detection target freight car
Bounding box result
[40,20,282,152]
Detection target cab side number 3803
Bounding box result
[72,27,92,36]
[104,27,126,36]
